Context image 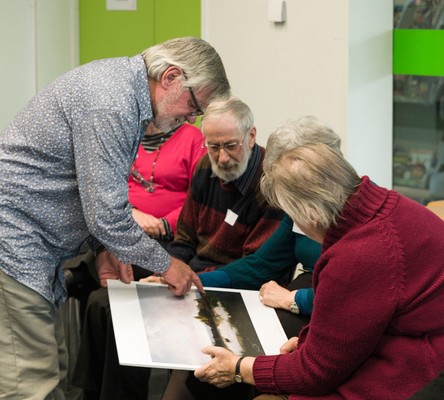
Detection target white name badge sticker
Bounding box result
[292,222,305,235]
[224,209,239,226]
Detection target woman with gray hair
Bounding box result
[262,115,342,170]
[194,142,444,399]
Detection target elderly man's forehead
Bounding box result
[203,114,241,135]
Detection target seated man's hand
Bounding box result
[140,275,164,284]
[95,248,134,288]
[161,257,204,296]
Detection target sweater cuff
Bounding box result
[252,354,280,393]
[198,270,232,288]
[295,288,314,315]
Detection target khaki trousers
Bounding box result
[254,395,289,400]
[0,270,68,400]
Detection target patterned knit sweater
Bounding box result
[253,177,444,399]
[167,144,284,272]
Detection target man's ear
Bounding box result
[248,126,257,148]
[160,66,183,89]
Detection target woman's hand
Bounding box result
[132,208,166,238]
[260,280,296,311]
[194,346,255,388]
[280,337,299,354]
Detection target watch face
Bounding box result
[290,302,300,314]
[235,374,243,383]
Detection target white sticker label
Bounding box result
[292,222,305,235]
[224,209,239,226]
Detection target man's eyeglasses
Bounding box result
[187,87,204,117]
[205,132,248,155]
[183,72,204,117]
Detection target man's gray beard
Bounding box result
[153,115,182,133]
[153,90,183,132]
[210,145,252,182]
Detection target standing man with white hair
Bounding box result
[0,36,230,399]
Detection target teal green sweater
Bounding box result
[198,214,321,315]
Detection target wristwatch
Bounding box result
[290,301,300,314]
[234,356,246,383]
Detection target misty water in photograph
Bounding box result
[196,290,264,356]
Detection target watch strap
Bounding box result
[234,356,246,383]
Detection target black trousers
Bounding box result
[275,272,312,338]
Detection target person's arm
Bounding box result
[194,337,300,388]
[73,110,171,275]
[295,287,314,315]
[252,231,399,395]
[196,215,296,288]
[198,215,319,313]
[198,269,315,314]
[198,269,232,287]
[223,215,317,286]
[220,215,296,287]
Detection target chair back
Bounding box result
[426,200,444,221]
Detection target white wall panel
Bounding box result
[202,0,393,187]
[0,0,37,131]
[0,0,79,131]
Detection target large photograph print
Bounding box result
[108,280,288,370]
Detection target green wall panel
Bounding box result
[154,0,201,43]
[393,29,444,77]
[79,0,200,65]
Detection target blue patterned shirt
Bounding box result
[0,55,170,306]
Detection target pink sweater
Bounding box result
[128,124,205,234]
[253,177,444,399]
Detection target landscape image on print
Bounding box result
[136,285,264,366]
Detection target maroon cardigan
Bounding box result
[253,177,444,399]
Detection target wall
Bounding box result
[79,0,200,64]
[0,0,79,131]
[0,0,200,131]
[347,1,393,188]
[36,0,79,88]
[202,0,393,188]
